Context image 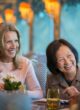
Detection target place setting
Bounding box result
[33,88,70,110]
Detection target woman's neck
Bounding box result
[0,57,13,63]
[64,71,77,81]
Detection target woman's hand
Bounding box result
[0,83,4,90]
[63,86,80,97]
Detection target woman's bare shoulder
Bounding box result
[16,56,31,69]
[17,56,30,63]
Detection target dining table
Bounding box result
[32,98,70,110]
[32,103,69,110]
[0,91,78,110]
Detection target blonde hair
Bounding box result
[0,22,21,68]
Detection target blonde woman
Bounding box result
[0,22,43,99]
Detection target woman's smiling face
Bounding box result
[56,45,77,76]
[2,31,19,62]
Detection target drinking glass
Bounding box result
[47,87,60,110]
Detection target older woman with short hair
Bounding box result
[46,39,80,100]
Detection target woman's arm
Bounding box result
[63,86,80,98]
[25,60,43,99]
[0,83,4,90]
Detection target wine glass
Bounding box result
[47,87,60,110]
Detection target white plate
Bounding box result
[33,98,69,104]
[60,99,69,105]
[33,98,46,104]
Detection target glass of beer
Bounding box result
[47,87,60,110]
